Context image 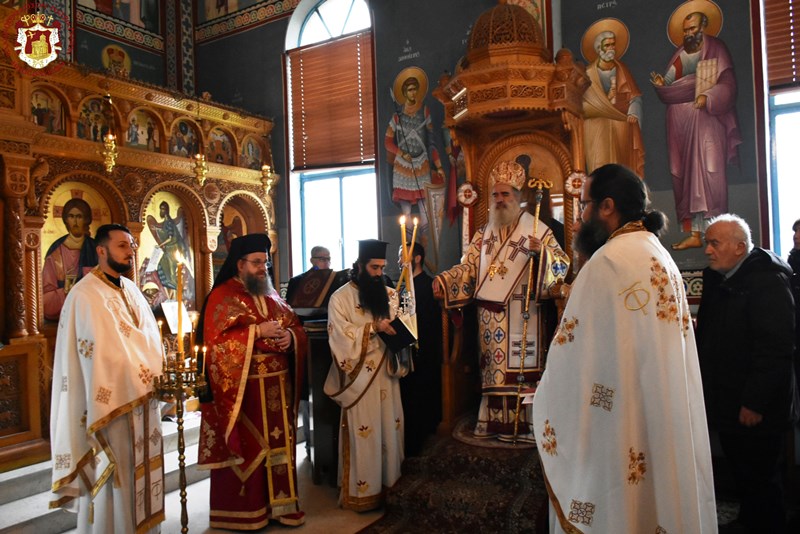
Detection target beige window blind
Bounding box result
[287,31,375,171]
[765,0,799,91]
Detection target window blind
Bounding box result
[287,31,375,171]
[765,0,799,91]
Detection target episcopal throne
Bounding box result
[433,1,590,430]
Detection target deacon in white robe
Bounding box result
[324,240,404,512]
[532,164,716,533]
[50,224,165,534]
[434,160,569,442]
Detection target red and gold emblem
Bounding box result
[14,12,61,69]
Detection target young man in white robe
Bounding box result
[50,223,165,534]
[324,239,404,511]
[531,164,717,533]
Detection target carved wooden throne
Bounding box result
[433,1,589,431]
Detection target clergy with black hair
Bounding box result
[197,233,307,530]
[324,239,405,511]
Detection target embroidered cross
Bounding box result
[54,453,71,470]
[511,284,530,305]
[590,383,615,411]
[95,386,112,404]
[511,339,536,358]
[568,500,596,526]
[483,232,499,255]
[507,235,529,261]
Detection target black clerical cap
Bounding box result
[230,233,271,258]
[212,233,271,289]
[358,239,388,261]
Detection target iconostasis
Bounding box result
[0,57,277,469]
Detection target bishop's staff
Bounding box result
[512,174,553,444]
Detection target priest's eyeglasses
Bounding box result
[578,200,595,214]
[242,259,272,268]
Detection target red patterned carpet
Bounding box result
[359,430,548,533]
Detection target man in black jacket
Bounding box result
[697,213,797,533]
[397,242,442,456]
[789,218,800,400]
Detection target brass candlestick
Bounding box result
[153,340,208,534]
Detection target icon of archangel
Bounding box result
[144,201,194,303]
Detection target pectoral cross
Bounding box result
[488,261,508,280]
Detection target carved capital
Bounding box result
[203,226,220,254]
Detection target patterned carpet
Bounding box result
[360,420,799,532]
[358,432,548,533]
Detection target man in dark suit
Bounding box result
[696,214,797,533]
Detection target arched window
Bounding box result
[285,0,377,275]
[297,0,370,47]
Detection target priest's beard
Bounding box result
[574,212,611,259]
[243,271,274,296]
[490,194,522,228]
[357,268,390,319]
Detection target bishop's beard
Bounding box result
[574,212,611,259]
[357,268,390,319]
[243,271,274,296]
[489,196,522,228]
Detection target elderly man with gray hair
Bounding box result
[697,213,797,532]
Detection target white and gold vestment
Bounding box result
[436,210,568,441]
[532,223,716,533]
[50,268,164,534]
[324,282,404,511]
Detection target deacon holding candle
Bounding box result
[196,233,306,529]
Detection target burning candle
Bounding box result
[399,216,408,262]
[201,346,207,376]
[176,254,184,355]
[410,217,419,252]
[188,311,199,351]
[193,345,199,371]
[157,319,166,370]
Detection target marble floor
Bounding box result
[65,447,381,534]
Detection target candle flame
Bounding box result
[399,215,406,225]
[413,217,418,226]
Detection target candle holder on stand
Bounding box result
[153,341,208,534]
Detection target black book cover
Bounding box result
[377,316,417,353]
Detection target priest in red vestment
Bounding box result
[197,233,306,530]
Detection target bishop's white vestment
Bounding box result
[324,282,404,511]
[532,223,716,533]
[50,268,165,534]
[436,211,569,441]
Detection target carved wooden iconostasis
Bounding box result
[0,51,280,471]
[433,2,589,431]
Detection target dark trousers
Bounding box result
[718,430,786,533]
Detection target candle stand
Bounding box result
[153,351,208,534]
